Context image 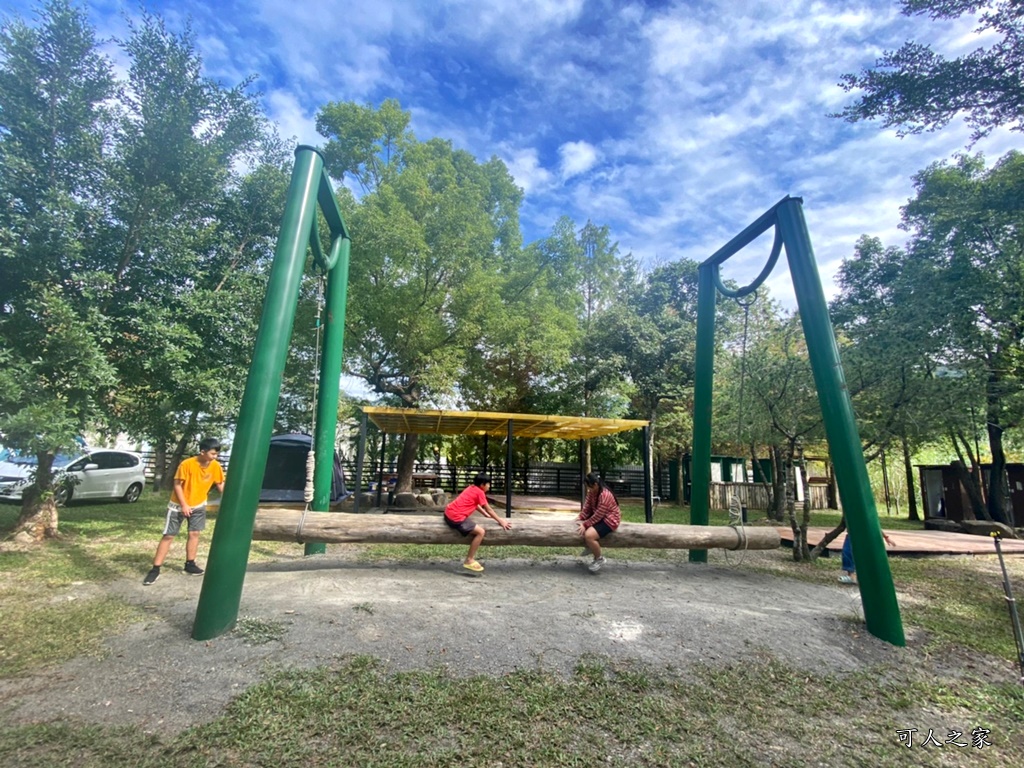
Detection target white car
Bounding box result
[0,450,146,504]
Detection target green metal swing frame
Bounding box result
[689,196,905,647]
[192,146,350,641]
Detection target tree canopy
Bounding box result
[832,151,1024,524]
[834,1,1024,141]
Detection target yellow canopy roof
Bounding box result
[362,406,648,440]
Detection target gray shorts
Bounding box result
[162,503,207,536]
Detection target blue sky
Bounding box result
[9,0,1019,308]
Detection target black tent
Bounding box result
[260,433,348,503]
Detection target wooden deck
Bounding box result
[779,527,1024,556]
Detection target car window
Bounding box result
[66,459,89,472]
[89,452,120,470]
[109,453,135,469]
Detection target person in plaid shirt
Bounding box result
[577,472,621,572]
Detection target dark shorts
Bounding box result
[593,520,615,539]
[444,514,477,536]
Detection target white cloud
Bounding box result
[500,147,554,194]
[558,141,600,180]
[265,90,321,146]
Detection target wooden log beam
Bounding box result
[252,509,781,550]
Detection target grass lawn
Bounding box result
[1,495,1022,766]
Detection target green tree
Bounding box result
[832,235,956,522]
[317,100,524,492]
[833,153,1024,526]
[903,152,1024,524]
[0,0,116,539]
[98,12,276,482]
[596,259,703,498]
[835,1,1024,142]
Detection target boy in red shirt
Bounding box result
[443,473,512,573]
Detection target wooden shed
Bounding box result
[917,463,1024,523]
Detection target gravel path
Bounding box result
[0,551,902,735]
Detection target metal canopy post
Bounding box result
[505,420,513,517]
[578,439,586,508]
[642,425,653,523]
[353,412,367,513]
[376,432,387,508]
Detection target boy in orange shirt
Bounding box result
[143,438,225,585]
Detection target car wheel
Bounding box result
[54,485,72,506]
[122,483,143,503]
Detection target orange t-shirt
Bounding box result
[171,456,225,507]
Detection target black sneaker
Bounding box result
[143,566,161,586]
[184,561,204,576]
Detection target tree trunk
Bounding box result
[986,419,1012,526]
[950,460,990,521]
[644,412,656,512]
[784,442,803,561]
[153,441,167,491]
[676,450,685,505]
[13,452,59,543]
[770,443,786,522]
[901,435,920,522]
[167,410,199,488]
[395,433,418,493]
[810,515,845,560]
[798,446,812,561]
[253,509,782,549]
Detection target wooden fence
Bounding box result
[709,481,833,511]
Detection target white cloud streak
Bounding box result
[11,0,1018,310]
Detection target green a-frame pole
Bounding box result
[690,196,905,647]
[192,146,351,641]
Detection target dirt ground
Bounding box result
[0,548,917,736]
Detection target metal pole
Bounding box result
[778,198,905,647]
[376,432,387,508]
[193,146,323,640]
[579,439,586,508]
[643,425,653,523]
[505,420,513,517]
[353,412,367,513]
[992,533,1024,686]
[306,236,351,556]
[689,264,717,563]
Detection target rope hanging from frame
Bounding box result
[297,271,327,542]
[723,290,757,565]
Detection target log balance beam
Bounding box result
[252,509,781,550]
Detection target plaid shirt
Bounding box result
[578,487,621,530]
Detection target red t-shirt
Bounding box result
[445,485,488,522]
